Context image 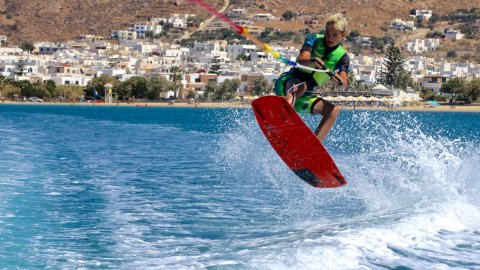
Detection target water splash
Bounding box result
[214,109,480,269]
[216,109,480,217]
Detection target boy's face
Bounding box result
[325,24,346,47]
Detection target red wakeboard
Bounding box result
[251,96,346,188]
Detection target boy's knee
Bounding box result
[330,106,340,119]
[313,99,339,118]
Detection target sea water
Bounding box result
[0,104,478,269]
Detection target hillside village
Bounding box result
[0,7,479,103]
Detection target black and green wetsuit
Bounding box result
[274,33,350,113]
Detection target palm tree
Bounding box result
[2,77,19,101]
[169,66,183,99]
[0,75,5,99]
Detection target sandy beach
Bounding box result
[1,100,480,112]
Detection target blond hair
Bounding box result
[326,13,348,32]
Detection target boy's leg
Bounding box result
[312,99,340,143]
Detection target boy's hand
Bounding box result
[312,57,325,69]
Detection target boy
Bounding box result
[274,13,350,142]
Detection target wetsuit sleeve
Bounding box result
[300,33,317,53]
[334,53,350,73]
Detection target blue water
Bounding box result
[0,104,479,269]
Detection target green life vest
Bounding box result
[297,34,346,86]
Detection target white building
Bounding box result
[51,75,91,86]
[253,13,275,21]
[351,63,377,85]
[404,39,440,54]
[111,30,138,41]
[0,62,16,77]
[412,10,433,21]
[150,17,168,24]
[352,36,372,45]
[405,57,427,75]
[99,68,127,79]
[444,29,464,40]
[134,22,162,38]
[0,35,7,45]
[134,43,159,54]
[0,47,23,55]
[226,45,258,61]
[191,41,227,54]
[227,9,247,17]
[371,84,393,96]
[36,42,63,55]
[391,19,416,31]
[420,75,448,93]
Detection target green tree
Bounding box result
[236,53,248,61]
[440,77,466,99]
[146,76,169,100]
[377,45,408,88]
[186,90,196,99]
[203,81,218,100]
[20,81,50,99]
[167,80,183,99]
[426,31,443,38]
[347,70,356,87]
[144,30,155,40]
[447,50,457,58]
[0,76,19,100]
[45,80,57,97]
[0,75,6,99]
[126,76,149,99]
[370,37,385,52]
[168,66,183,99]
[113,81,132,101]
[282,11,297,21]
[467,79,480,102]
[380,24,389,32]
[351,44,362,55]
[6,83,21,101]
[429,13,441,24]
[416,18,424,28]
[57,85,84,101]
[350,29,361,37]
[209,56,222,75]
[19,41,35,53]
[211,79,240,101]
[395,70,414,90]
[251,77,271,96]
[86,75,119,99]
[419,87,435,101]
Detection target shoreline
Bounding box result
[1,100,480,113]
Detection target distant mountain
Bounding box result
[0,0,222,43]
[0,0,478,44]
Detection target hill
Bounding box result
[238,0,478,35]
[0,0,478,58]
[0,0,224,43]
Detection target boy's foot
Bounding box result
[285,82,306,106]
